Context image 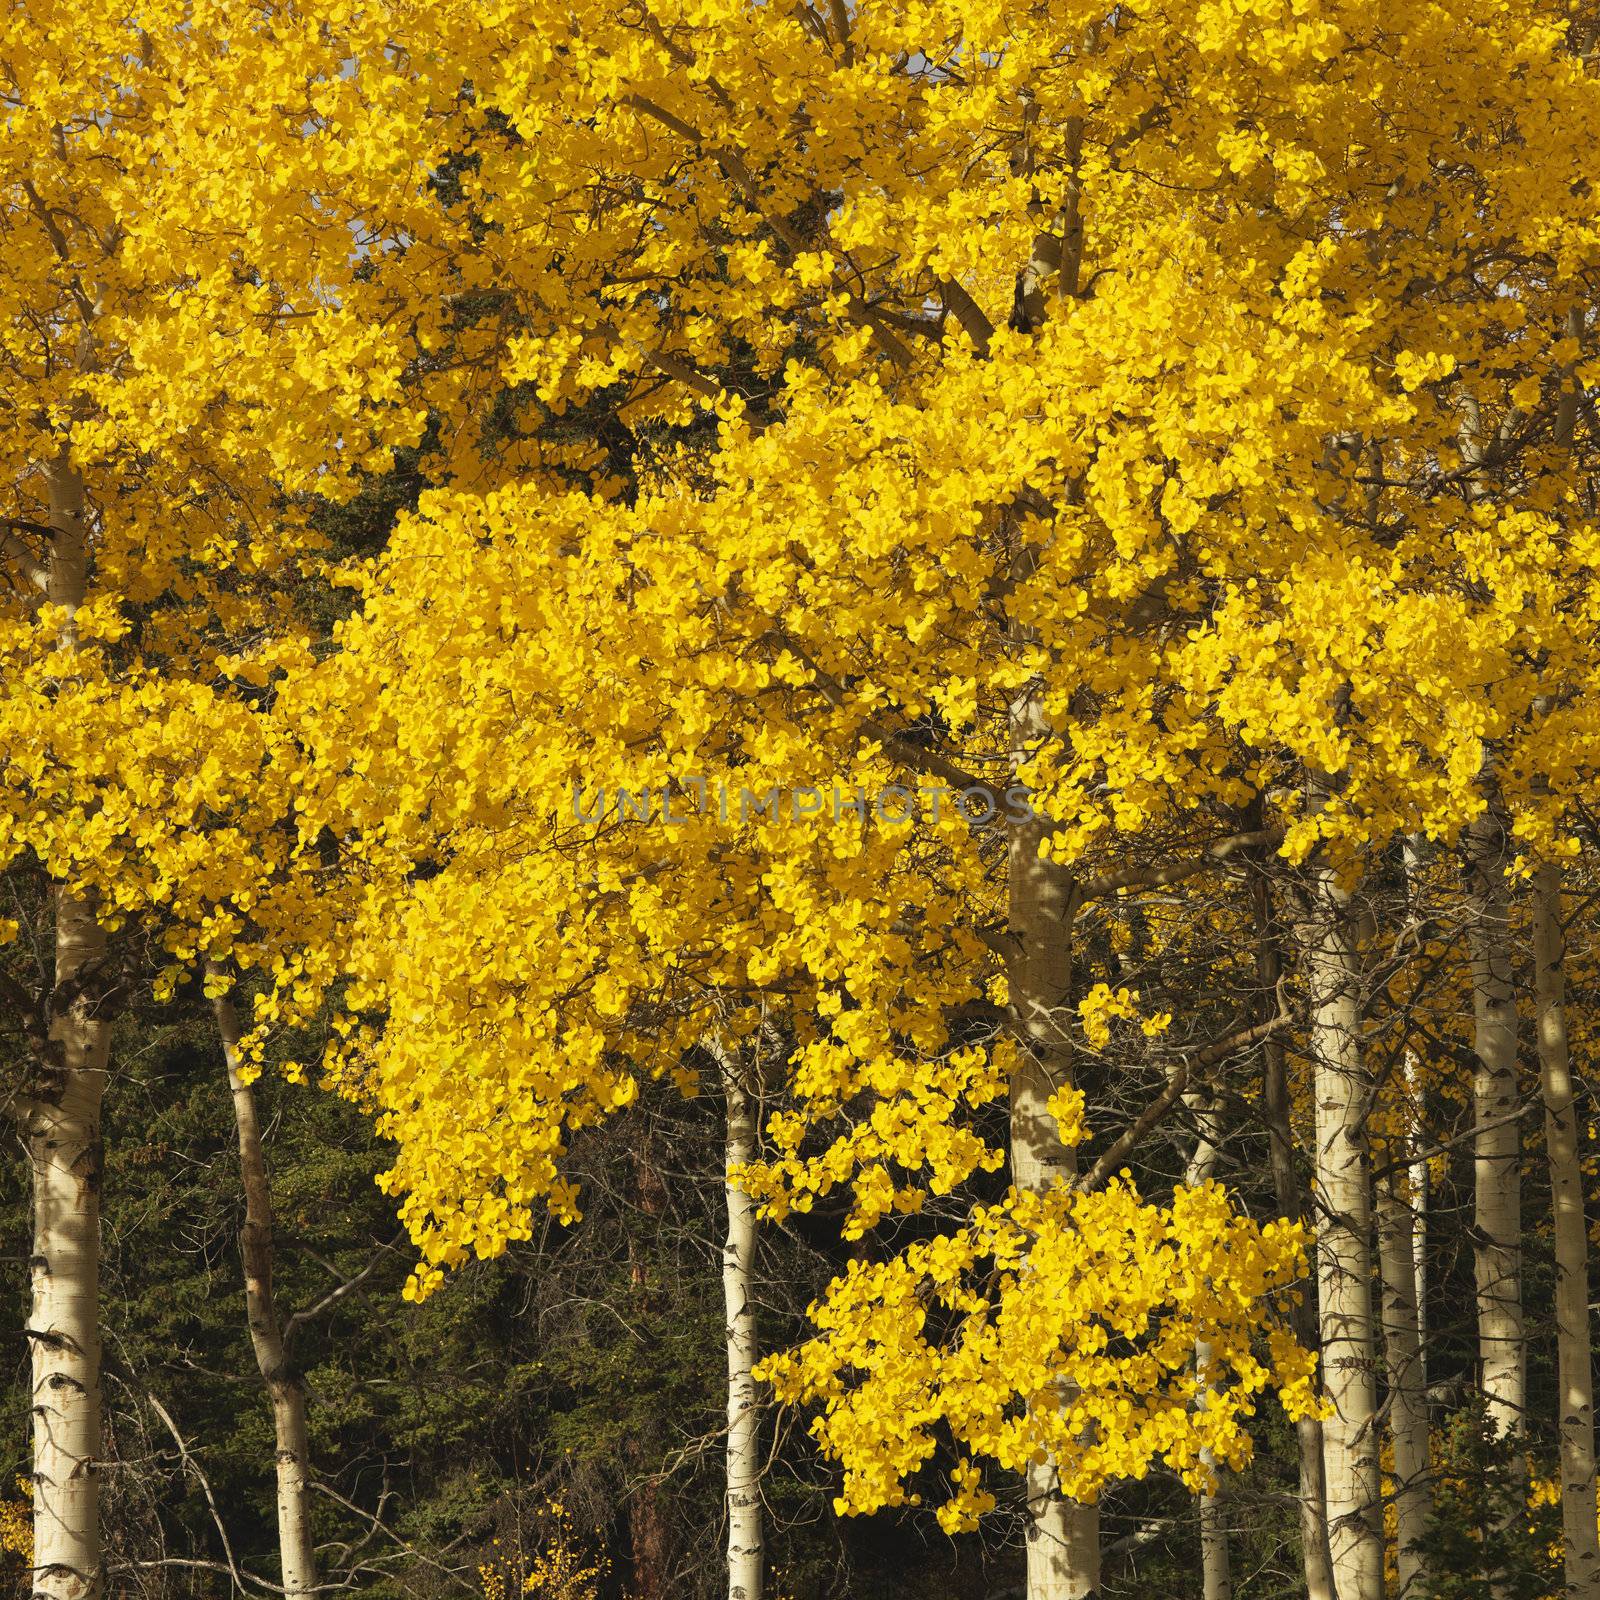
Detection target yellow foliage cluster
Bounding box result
[6,0,1600,1546]
[478,1501,607,1600]
[0,1479,31,1570]
[759,1180,1317,1531]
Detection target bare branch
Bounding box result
[282,1231,405,1351]
[1,526,49,594]
[1077,1009,1299,1193]
[1077,829,1283,902]
[146,1392,281,1597]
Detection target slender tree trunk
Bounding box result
[1407,1053,1428,1388]
[213,977,317,1600]
[1009,690,1098,1600]
[1533,863,1600,1600]
[1383,839,1433,1593]
[1186,1092,1231,1600]
[1005,46,1098,1591]
[721,1051,763,1600]
[1377,1161,1430,1593]
[1465,808,1526,1441]
[28,456,108,1600]
[1400,843,1430,1387]
[29,893,107,1600]
[1256,876,1337,1600]
[1298,863,1385,1600]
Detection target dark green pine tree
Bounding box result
[1410,1400,1561,1600]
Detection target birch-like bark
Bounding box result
[1532,302,1600,1600]
[720,1050,764,1600]
[1533,863,1600,1600]
[1407,1051,1429,1384]
[28,455,109,1600]
[1377,1160,1430,1593]
[1185,1092,1231,1600]
[1004,55,1098,1590]
[1400,845,1430,1379]
[1465,808,1526,1441]
[1256,877,1337,1600]
[1299,863,1385,1600]
[1381,845,1432,1592]
[213,978,318,1600]
[1010,690,1098,1600]
[1455,426,1526,1442]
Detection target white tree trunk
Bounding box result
[1299,864,1385,1600]
[1262,1026,1338,1600]
[213,978,318,1600]
[28,455,108,1600]
[1010,690,1098,1600]
[29,896,108,1600]
[1533,863,1600,1600]
[1377,1161,1430,1593]
[1258,938,1337,1600]
[721,1051,764,1600]
[1465,809,1526,1441]
[1407,1055,1428,1387]
[1382,839,1431,1591]
[1400,845,1430,1383]
[1186,1093,1231,1600]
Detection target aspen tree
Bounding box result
[713,1040,765,1600]
[1532,863,1600,1600]
[1005,48,1101,1588]
[1255,874,1337,1600]
[1407,1052,1429,1393]
[27,462,109,1600]
[159,6,1600,1588]
[212,974,318,1600]
[1184,1086,1230,1600]
[1464,807,1526,1443]
[1297,854,1384,1600]
[1376,1163,1430,1592]
[0,11,461,1573]
[1531,302,1600,1600]
[1008,698,1098,1600]
[1379,845,1432,1591]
